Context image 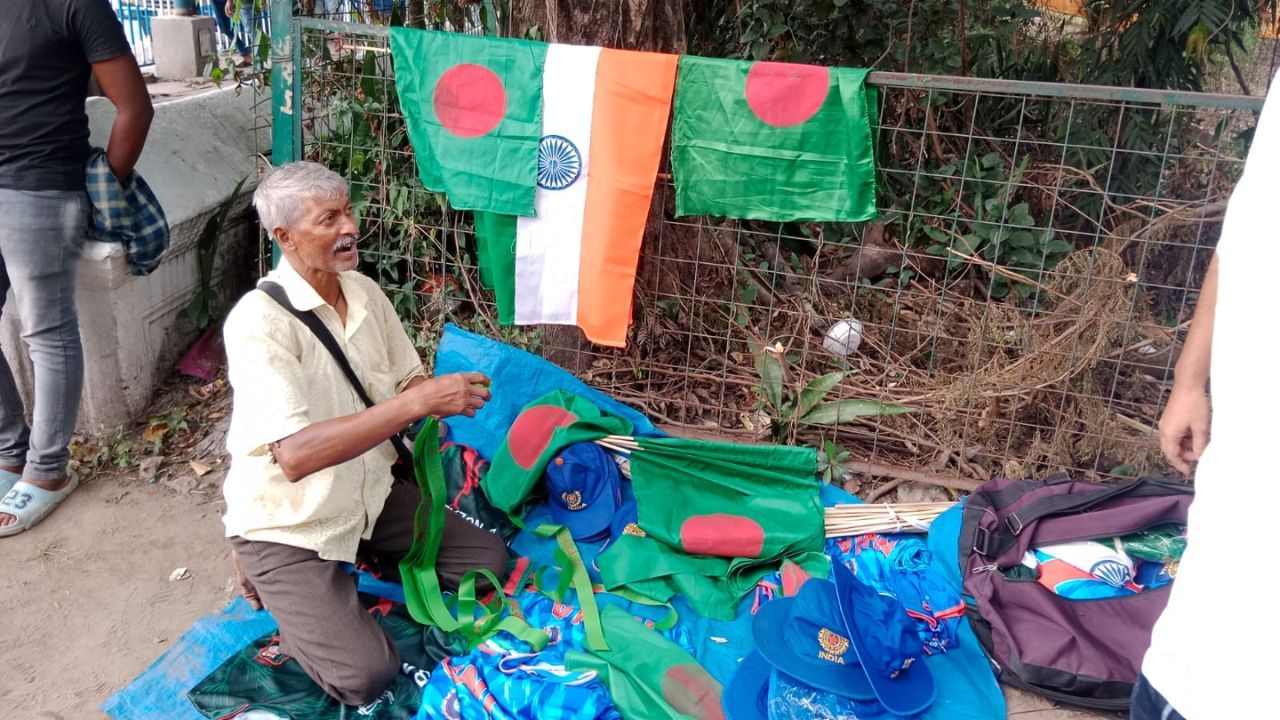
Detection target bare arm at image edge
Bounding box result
[92,54,153,182]
[1157,254,1216,476]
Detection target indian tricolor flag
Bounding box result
[475,44,677,348]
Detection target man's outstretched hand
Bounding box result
[1158,383,1210,476]
[406,372,491,419]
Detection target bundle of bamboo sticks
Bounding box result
[596,435,640,454]
[823,502,955,537]
[594,436,957,538]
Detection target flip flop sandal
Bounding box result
[0,472,80,538]
[0,469,19,499]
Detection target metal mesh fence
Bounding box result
[271,17,1264,490]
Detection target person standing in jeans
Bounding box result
[210,0,252,67]
[0,0,153,535]
[226,0,259,67]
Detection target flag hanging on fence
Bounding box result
[389,28,546,216]
[671,57,878,223]
[475,45,677,348]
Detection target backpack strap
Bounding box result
[972,476,1192,558]
[257,280,415,469]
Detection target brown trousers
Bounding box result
[230,478,508,706]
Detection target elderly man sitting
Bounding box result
[221,161,508,705]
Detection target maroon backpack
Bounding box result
[959,475,1194,710]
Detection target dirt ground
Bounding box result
[0,372,1110,720]
[0,374,236,719]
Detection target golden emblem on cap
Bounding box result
[818,628,850,663]
[561,490,585,511]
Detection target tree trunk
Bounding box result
[506,0,688,373]
[508,0,687,52]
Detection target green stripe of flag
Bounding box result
[473,211,517,325]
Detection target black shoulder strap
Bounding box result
[257,281,415,468]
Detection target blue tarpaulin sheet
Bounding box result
[102,597,278,720]
[432,324,662,458]
[107,328,1002,720]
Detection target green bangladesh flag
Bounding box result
[598,436,828,619]
[671,56,877,222]
[566,606,725,720]
[483,391,827,619]
[482,390,633,513]
[390,28,546,216]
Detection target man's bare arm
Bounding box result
[92,54,154,181]
[270,372,489,482]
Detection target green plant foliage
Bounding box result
[185,177,249,330]
[750,341,912,441]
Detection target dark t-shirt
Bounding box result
[0,0,132,191]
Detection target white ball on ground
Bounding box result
[824,318,864,357]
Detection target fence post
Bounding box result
[269,0,296,166]
[268,0,296,266]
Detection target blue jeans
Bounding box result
[1130,674,1186,720]
[0,189,87,481]
[209,0,249,55]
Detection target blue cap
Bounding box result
[545,442,621,541]
[751,579,875,701]
[831,558,936,716]
[722,650,771,720]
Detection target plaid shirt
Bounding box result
[85,149,169,276]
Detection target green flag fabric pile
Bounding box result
[595,435,828,620]
[483,391,828,619]
[566,606,726,720]
[672,58,878,222]
[481,390,633,514]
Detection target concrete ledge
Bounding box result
[1,86,262,432]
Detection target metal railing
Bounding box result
[112,0,269,67]
[264,15,1266,492]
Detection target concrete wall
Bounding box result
[0,87,262,432]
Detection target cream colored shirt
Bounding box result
[221,257,425,562]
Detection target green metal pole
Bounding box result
[269,0,296,165]
[268,0,296,266]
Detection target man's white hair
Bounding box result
[253,161,349,235]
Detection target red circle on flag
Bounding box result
[679,514,766,558]
[506,405,578,470]
[744,62,830,127]
[661,663,726,720]
[433,63,507,138]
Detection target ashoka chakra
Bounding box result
[537,135,582,190]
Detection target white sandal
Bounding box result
[0,472,80,538]
[0,469,19,499]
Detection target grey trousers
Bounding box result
[0,189,87,481]
[230,478,509,706]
